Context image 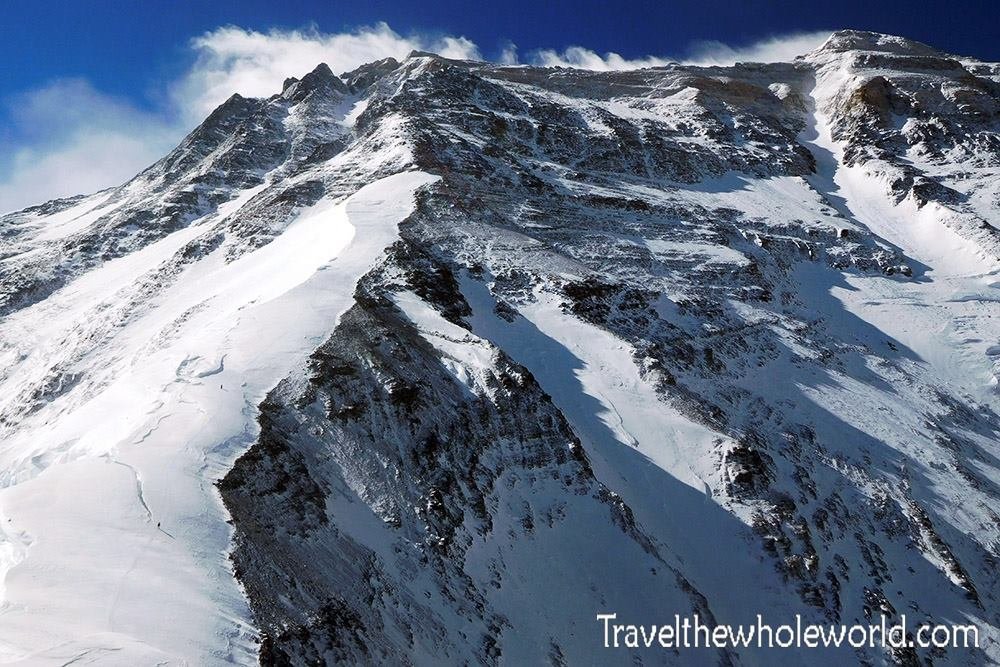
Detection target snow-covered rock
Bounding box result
[1,29,999,666]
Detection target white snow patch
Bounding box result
[33,193,125,242]
[644,238,750,267]
[801,76,1000,400]
[458,276,815,641]
[392,290,496,397]
[0,170,437,665]
[343,98,370,127]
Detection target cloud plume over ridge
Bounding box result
[0,25,831,213]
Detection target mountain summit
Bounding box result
[0,30,999,665]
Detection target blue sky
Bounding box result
[2,0,998,212]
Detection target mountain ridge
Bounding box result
[0,29,999,666]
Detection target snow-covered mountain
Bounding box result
[1,29,999,665]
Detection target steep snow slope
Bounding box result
[0,171,436,664]
[2,30,1000,666]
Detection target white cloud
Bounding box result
[0,23,482,214]
[0,80,176,214]
[682,31,832,66]
[0,26,832,213]
[530,31,831,71]
[498,42,519,66]
[533,47,672,70]
[175,23,481,120]
[0,132,170,214]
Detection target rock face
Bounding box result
[2,30,1000,666]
